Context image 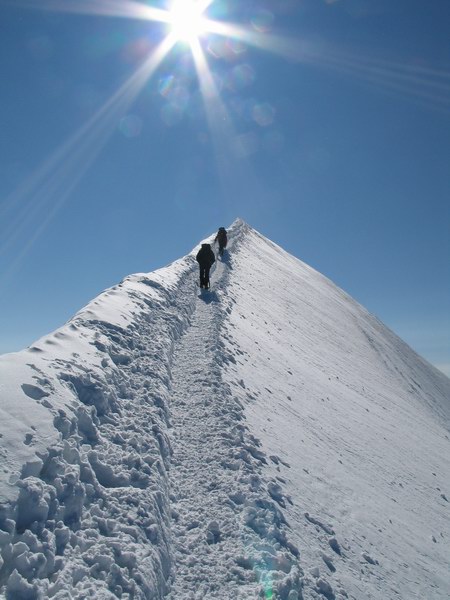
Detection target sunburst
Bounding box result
[2,0,449,275]
[167,0,210,43]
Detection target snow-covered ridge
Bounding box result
[0,218,449,599]
[0,223,221,598]
[218,226,450,598]
[0,219,260,598]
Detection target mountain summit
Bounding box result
[0,220,449,599]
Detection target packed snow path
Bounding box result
[166,240,302,599]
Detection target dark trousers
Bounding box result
[199,264,211,288]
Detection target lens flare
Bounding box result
[250,9,274,33]
[226,63,255,91]
[0,34,176,281]
[252,102,275,127]
[119,114,143,137]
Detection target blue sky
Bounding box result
[0,0,449,376]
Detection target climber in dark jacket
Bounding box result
[214,227,227,257]
[196,243,215,289]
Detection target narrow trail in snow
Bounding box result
[166,256,258,598]
[166,241,303,599]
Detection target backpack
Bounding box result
[217,228,227,247]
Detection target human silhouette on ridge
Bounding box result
[196,243,215,289]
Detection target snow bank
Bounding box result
[0,250,199,598]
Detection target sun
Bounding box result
[168,0,208,43]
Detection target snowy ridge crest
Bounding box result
[166,224,303,599]
[0,219,301,598]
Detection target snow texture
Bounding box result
[0,219,449,599]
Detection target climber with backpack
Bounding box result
[196,243,215,289]
[214,227,228,257]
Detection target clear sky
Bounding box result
[0,0,449,376]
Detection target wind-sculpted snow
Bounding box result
[220,226,450,599]
[0,252,199,598]
[1,218,449,599]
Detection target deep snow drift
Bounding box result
[0,219,449,599]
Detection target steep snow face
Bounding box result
[219,224,450,599]
[0,253,200,598]
[0,219,449,600]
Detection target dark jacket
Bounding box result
[215,228,227,248]
[196,243,215,267]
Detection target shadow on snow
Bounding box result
[198,290,220,304]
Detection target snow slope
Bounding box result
[0,219,449,599]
